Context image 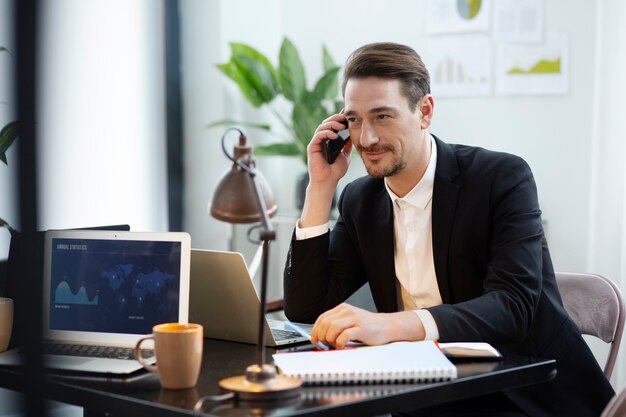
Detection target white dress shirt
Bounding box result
[385,134,441,339]
[295,134,442,340]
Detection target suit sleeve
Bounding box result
[427,155,547,343]
[283,186,368,324]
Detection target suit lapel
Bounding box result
[431,136,460,304]
[368,186,398,313]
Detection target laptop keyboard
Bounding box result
[271,328,303,341]
[43,342,154,361]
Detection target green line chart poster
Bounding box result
[496,32,569,95]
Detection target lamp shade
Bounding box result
[209,134,277,224]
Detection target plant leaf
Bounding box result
[311,66,340,102]
[0,217,17,235]
[0,121,19,165]
[321,46,339,100]
[205,119,271,130]
[254,142,301,157]
[292,95,327,164]
[233,62,279,104]
[322,45,336,72]
[231,43,280,101]
[217,61,266,108]
[217,43,280,107]
[231,43,279,83]
[279,38,306,102]
[235,57,279,105]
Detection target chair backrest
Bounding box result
[601,386,626,417]
[556,272,625,379]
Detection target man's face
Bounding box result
[343,77,426,178]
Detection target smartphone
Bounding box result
[322,120,350,164]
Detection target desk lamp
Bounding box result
[209,127,301,400]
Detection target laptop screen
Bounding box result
[49,238,182,335]
[42,230,191,344]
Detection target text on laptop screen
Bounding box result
[49,238,181,335]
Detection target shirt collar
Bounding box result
[385,134,437,210]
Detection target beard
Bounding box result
[356,144,406,178]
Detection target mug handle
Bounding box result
[135,335,158,373]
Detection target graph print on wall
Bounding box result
[426,35,492,98]
[495,32,569,95]
[426,0,492,34]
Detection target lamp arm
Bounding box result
[219,126,276,368]
[248,168,275,369]
[211,127,301,398]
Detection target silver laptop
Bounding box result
[0,230,191,374]
[189,249,310,346]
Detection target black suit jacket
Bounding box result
[284,136,614,416]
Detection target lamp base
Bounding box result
[219,364,301,401]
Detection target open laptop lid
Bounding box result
[42,230,191,346]
[189,249,308,346]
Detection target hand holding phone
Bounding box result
[321,120,350,164]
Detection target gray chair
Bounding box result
[556,272,625,379]
[601,386,626,417]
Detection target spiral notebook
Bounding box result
[272,340,457,385]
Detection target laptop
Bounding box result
[0,230,191,374]
[189,249,310,346]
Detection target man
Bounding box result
[283,42,614,416]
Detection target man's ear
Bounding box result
[418,94,434,129]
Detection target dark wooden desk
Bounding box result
[0,339,556,417]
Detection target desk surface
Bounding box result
[0,339,556,417]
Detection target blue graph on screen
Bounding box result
[54,265,174,309]
[55,280,99,305]
[49,238,181,334]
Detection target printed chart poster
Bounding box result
[495,32,569,95]
[426,0,492,34]
[492,0,545,44]
[426,35,491,98]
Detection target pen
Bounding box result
[285,321,330,351]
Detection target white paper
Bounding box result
[273,341,457,385]
[495,32,569,95]
[426,35,492,98]
[426,0,492,34]
[438,342,502,358]
[492,0,545,43]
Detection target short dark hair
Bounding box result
[342,42,430,112]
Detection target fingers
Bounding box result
[335,327,360,349]
[311,304,362,349]
[314,114,348,136]
[309,113,350,158]
[306,113,351,184]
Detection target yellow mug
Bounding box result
[135,323,203,389]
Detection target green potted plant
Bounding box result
[1,46,19,236]
[209,37,343,209]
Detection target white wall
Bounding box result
[589,0,626,390]
[179,0,230,251]
[181,0,626,390]
[37,0,168,232]
[1,0,169,412]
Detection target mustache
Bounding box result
[356,144,394,153]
